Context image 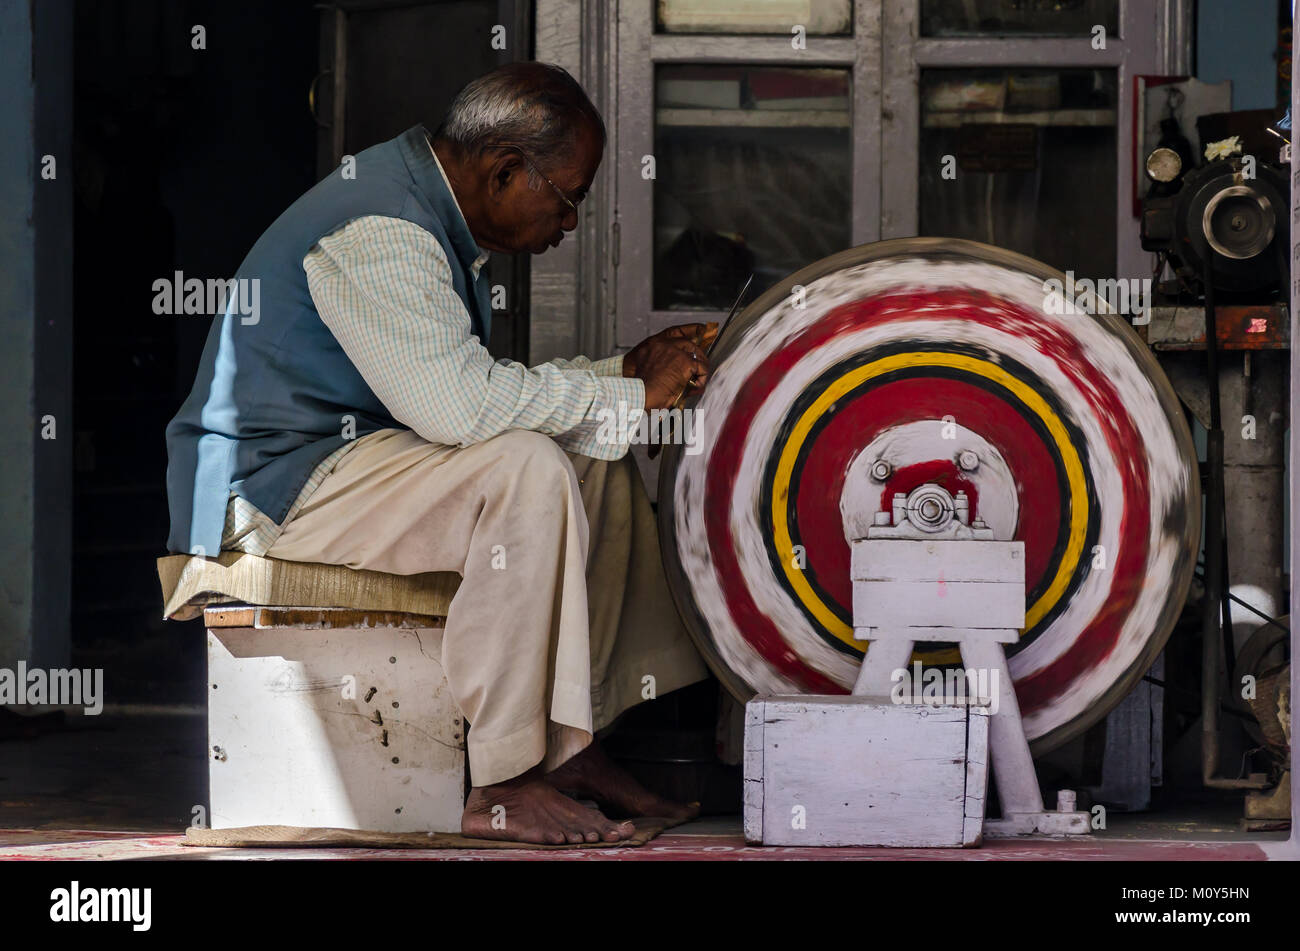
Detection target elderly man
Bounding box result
[165,62,717,845]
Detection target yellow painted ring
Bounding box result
[770,352,1089,657]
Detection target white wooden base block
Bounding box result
[207,623,466,833]
[744,695,989,847]
[984,811,1091,837]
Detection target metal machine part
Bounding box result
[1140,143,1290,792]
[1202,185,1276,260]
[1141,156,1290,294]
[1145,146,1183,183]
[861,483,990,540]
[657,238,1201,755]
[844,420,1019,544]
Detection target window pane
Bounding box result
[921,0,1118,37]
[918,68,1117,278]
[654,65,852,309]
[658,0,852,35]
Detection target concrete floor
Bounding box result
[0,713,1289,860]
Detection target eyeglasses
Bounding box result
[507,146,579,218]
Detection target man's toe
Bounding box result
[602,819,634,842]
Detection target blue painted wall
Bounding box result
[1197,0,1284,110]
[0,0,37,667]
[0,0,73,670]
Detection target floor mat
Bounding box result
[183,816,683,850]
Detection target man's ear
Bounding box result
[486,150,526,200]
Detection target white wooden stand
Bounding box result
[850,485,1090,838]
[744,482,1090,847]
[852,624,1087,837]
[204,606,466,833]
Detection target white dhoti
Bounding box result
[263,428,709,787]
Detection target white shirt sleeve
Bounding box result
[302,215,645,460]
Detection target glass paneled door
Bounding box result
[653,64,853,310]
[613,0,1170,347]
[917,65,1119,278]
[920,0,1119,37]
[882,0,1168,282]
[614,1,881,347]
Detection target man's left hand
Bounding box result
[622,322,719,408]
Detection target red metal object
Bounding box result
[1147,303,1290,351]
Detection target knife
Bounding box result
[648,274,753,460]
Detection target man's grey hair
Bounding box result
[434,62,605,176]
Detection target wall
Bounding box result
[0,0,74,670]
[1197,0,1284,109]
[69,0,318,699]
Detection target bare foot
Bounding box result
[545,742,701,823]
[461,767,636,845]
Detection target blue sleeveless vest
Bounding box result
[165,125,491,555]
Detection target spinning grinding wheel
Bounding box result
[657,238,1200,754]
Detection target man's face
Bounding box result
[478,122,603,255]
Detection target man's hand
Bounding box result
[623,322,719,409]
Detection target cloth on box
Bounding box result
[156,550,460,622]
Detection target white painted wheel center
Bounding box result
[840,420,1020,542]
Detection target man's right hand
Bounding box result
[622,322,718,409]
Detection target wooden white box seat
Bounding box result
[157,554,466,833]
[203,605,466,833]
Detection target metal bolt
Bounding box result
[870,459,892,481]
[957,450,979,472]
[1057,789,1077,812]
